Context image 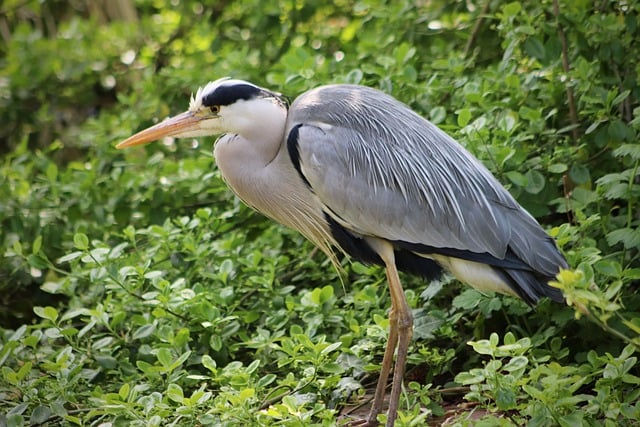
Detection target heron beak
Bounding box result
[116,111,201,149]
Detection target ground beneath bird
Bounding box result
[339,383,500,426]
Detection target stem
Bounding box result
[626,160,639,230]
[552,0,579,144]
[259,373,318,409]
[88,251,190,322]
[621,159,639,265]
[464,0,492,59]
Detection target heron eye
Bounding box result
[209,105,220,114]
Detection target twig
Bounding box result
[612,64,633,123]
[154,16,188,72]
[438,385,471,395]
[463,0,492,59]
[269,7,299,67]
[259,374,319,409]
[552,0,579,144]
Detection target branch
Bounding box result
[464,0,492,59]
[552,0,579,144]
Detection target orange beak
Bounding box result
[116,111,202,149]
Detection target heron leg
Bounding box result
[365,305,398,424]
[364,239,413,427]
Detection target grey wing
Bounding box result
[286,84,566,278]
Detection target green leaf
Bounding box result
[320,341,342,355]
[469,338,495,355]
[525,170,545,194]
[613,143,640,160]
[595,260,622,277]
[457,108,472,127]
[498,113,517,133]
[156,348,172,367]
[73,233,89,250]
[602,182,628,199]
[319,285,334,303]
[169,351,191,371]
[496,388,517,410]
[569,164,590,185]
[8,325,26,342]
[345,69,363,84]
[50,402,67,417]
[32,235,42,255]
[430,106,446,124]
[210,335,222,351]
[12,240,22,256]
[524,37,545,61]
[519,106,540,121]
[501,2,522,17]
[489,333,499,348]
[167,383,184,403]
[612,89,630,106]
[218,259,234,282]
[452,289,482,310]
[27,253,49,269]
[608,120,630,141]
[504,355,528,371]
[257,374,276,388]
[201,355,217,372]
[56,251,84,264]
[61,327,78,337]
[119,383,130,400]
[503,332,516,345]
[33,306,58,322]
[585,119,603,135]
[45,162,58,182]
[95,355,118,369]
[340,19,361,43]
[29,405,53,425]
[505,74,520,89]
[558,412,585,427]
[15,362,32,381]
[455,369,485,384]
[506,170,527,187]
[132,323,155,340]
[548,163,568,173]
[606,228,640,249]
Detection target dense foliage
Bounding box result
[1,0,639,425]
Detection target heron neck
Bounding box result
[214,131,279,216]
[213,130,334,252]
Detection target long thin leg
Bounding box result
[364,239,413,427]
[365,306,398,424]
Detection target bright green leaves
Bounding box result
[73,233,89,251]
[301,284,334,307]
[523,36,562,66]
[33,306,58,323]
[468,332,532,358]
[456,333,531,412]
[613,143,640,160]
[456,108,472,127]
[457,333,640,425]
[136,348,192,379]
[2,0,640,426]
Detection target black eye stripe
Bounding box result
[202,84,262,107]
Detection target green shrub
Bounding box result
[1,1,638,425]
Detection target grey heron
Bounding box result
[117,78,566,426]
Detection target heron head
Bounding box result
[116,78,287,149]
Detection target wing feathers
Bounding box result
[285,84,566,303]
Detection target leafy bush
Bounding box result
[1,1,638,426]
